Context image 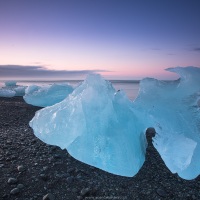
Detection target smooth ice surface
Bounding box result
[133,66,200,180]
[24,83,73,107]
[30,74,147,177]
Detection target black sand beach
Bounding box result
[0,97,199,200]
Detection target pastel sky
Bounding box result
[0,0,200,80]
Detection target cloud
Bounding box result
[151,48,161,51]
[193,47,200,52]
[0,65,110,79]
[167,53,175,56]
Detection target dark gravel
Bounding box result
[0,97,199,200]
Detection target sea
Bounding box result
[0,80,140,101]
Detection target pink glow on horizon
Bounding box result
[100,66,180,80]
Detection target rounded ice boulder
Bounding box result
[24,83,73,107]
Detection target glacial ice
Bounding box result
[0,89,16,97]
[5,81,17,87]
[23,83,73,107]
[29,66,200,180]
[13,86,27,96]
[30,74,147,177]
[0,81,26,97]
[133,66,200,180]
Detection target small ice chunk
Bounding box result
[5,81,17,87]
[1,81,26,97]
[24,83,73,107]
[13,86,26,96]
[0,89,16,97]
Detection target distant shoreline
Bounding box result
[0,80,140,101]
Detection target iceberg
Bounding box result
[0,81,26,97]
[23,83,73,107]
[0,89,16,97]
[13,86,26,96]
[30,74,147,177]
[5,81,17,87]
[29,66,200,180]
[133,66,200,180]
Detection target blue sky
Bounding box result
[0,0,199,80]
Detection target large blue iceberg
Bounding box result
[30,74,147,177]
[23,83,73,107]
[29,66,200,180]
[133,66,200,180]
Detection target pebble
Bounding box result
[80,188,90,196]
[76,174,82,179]
[0,164,4,168]
[6,140,12,144]
[51,146,57,151]
[17,183,24,189]
[40,174,48,181]
[17,165,24,172]
[156,188,167,197]
[72,188,78,193]
[11,155,17,160]
[10,188,20,195]
[192,195,196,199]
[66,176,74,184]
[8,177,18,184]
[54,154,61,159]
[43,193,55,200]
[67,168,74,173]
[2,194,8,199]
[43,166,49,171]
